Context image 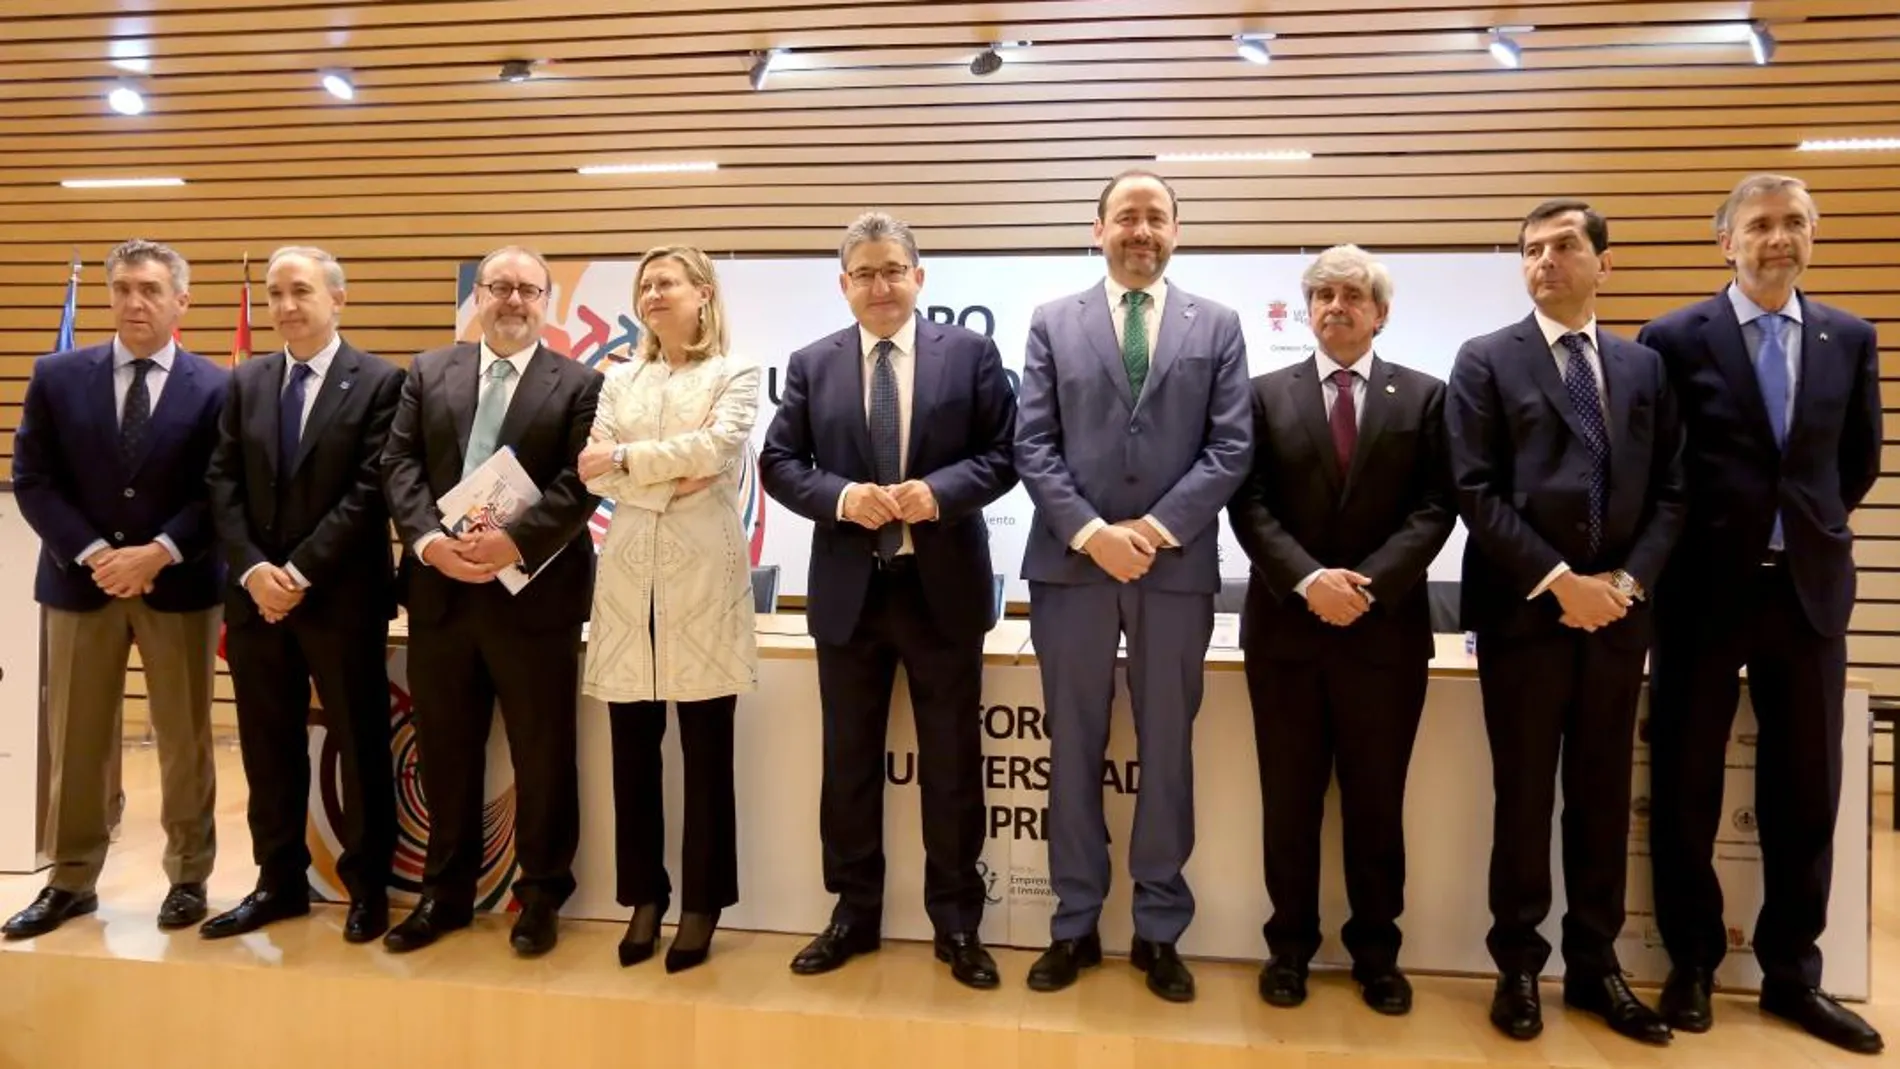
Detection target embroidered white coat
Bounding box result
[581,354,760,703]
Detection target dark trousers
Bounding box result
[814,563,987,935]
[609,697,739,913]
[408,617,581,913]
[1650,562,1845,989]
[1478,626,1644,978]
[226,612,394,902]
[1244,652,1427,972]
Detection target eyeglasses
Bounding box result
[846,265,914,288]
[480,281,547,302]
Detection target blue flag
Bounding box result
[54,256,78,352]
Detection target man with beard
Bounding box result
[1640,175,1883,1055]
[1014,170,1252,1002]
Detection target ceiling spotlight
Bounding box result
[1234,33,1275,66]
[1748,21,1776,65]
[320,70,356,101]
[748,48,784,91]
[499,59,534,83]
[1488,29,1524,69]
[107,85,146,116]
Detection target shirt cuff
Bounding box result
[1069,517,1108,552]
[1142,514,1179,548]
[836,484,855,521]
[414,531,446,564]
[76,539,108,566]
[285,562,311,590]
[1293,569,1323,599]
[154,534,182,565]
[239,562,267,589]
[1529,561,1570,600]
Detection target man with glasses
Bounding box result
[381,246,603,958]
[762,211,1018,988]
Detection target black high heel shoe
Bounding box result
[618,901,666,967]
[664,909,721,973]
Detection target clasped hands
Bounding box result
[1305,568,1373,627]
[841,481,937,530]
[1082,518,1168,583]
[1552,571,1632,632]
[84,544,171,600]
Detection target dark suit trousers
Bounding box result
[1650,561,1845,989]
[408,614,582,912]
[226,611,394,901]
[609,697,738,914]
[814,561,987,935]
[1478,626,1644,978]
[1244,651,1427,972]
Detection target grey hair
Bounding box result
[1300,244,1394,309]
[1716,174,1819,234]
[839,211,921,269]
[105,238,190,294]
[476,245,553,288]
[267,245,347,293]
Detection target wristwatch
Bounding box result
[1609,569,1645,601]
[611,443,629,471]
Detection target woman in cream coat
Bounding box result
[576,245,759,973]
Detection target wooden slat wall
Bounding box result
[1,0,1896,713]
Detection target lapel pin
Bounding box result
[1819,332,1829,342]
[339,380,352,390]
[1385,384,1397,394]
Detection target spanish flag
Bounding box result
[230,253,252,367]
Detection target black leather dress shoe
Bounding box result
[1659,967,1713,1033]
[1355,965,1413,1016]
[2,888,98,940]
[1564,972,1672,1045]
[1131,937,1195,1003]
[343,899,389,944]
[1258,958,1308,1007]
[157,883,208,930]
[1760,984,1885,1054]
[200,886,312,939]
[934,931,1000,990]
[510,900,559,958]
[790,922,881,975]
[382,897,472,954]
[1025,932,1102,993]
[1490,972,1543,1040]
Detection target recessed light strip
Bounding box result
[60,177,187,189]
[1796,137,1900,152]
[1155,151,1314,163]
[577,161,720,175]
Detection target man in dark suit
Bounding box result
[4,239,228,939]
[380,245,602,958]
[200,247,405,944]
[761,212,1018,990]
[1015,171,1253,1003]
[1639,175,1883,1054]
[1447,200,1684,1045]
[1228,244,1454,1016]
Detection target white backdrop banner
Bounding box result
[0,493,44,873]
[454,252,1530,597]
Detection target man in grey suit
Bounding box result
[1015,170,1253,1002]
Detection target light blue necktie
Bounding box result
[1755,312,1790,549]
[463,358,517,479]
[868,340,902,560]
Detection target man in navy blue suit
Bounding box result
[1640,175,1883,1055]
[1447,201,1684,1045]
[762,212,1018,990]
[4,239,229,940]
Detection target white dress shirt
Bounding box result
[76,337,183,566]
[1293,349,1375,601]
[1066,276,1179,553]
[835,316,924,555]
[414,341,537,563]
[1527,312,1610,599]
[237,334,343,592]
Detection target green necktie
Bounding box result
[463,358,517,479]
[1123,290,1151,400]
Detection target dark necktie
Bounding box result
[119,359,154,466]
[1328,367,1357,473]
[279,360,314,476]
[1754,312,1791,548]
[868,340,903,560]
[1123,290,1151,400]
[1559,333,1609,556]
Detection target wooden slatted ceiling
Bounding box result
[1,0,1897,697]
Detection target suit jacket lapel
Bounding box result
[906,316,944,477]
[250,351,287,477]
[290,344,356,476]
[1081,284,1134,411]
[1340,355,1389,499]
[1139,288,1197,405]
[1520,316,1591,447]
[445,343,480,471]
[89,347,124,475]
[1600,335,1643,519]
[1290,356,1343,492]
[1789,293,1828,443]
[832,328,875,476]
[1700,292,1778,447]
[496,344,559,451]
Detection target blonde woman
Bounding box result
[576,246,759,972]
